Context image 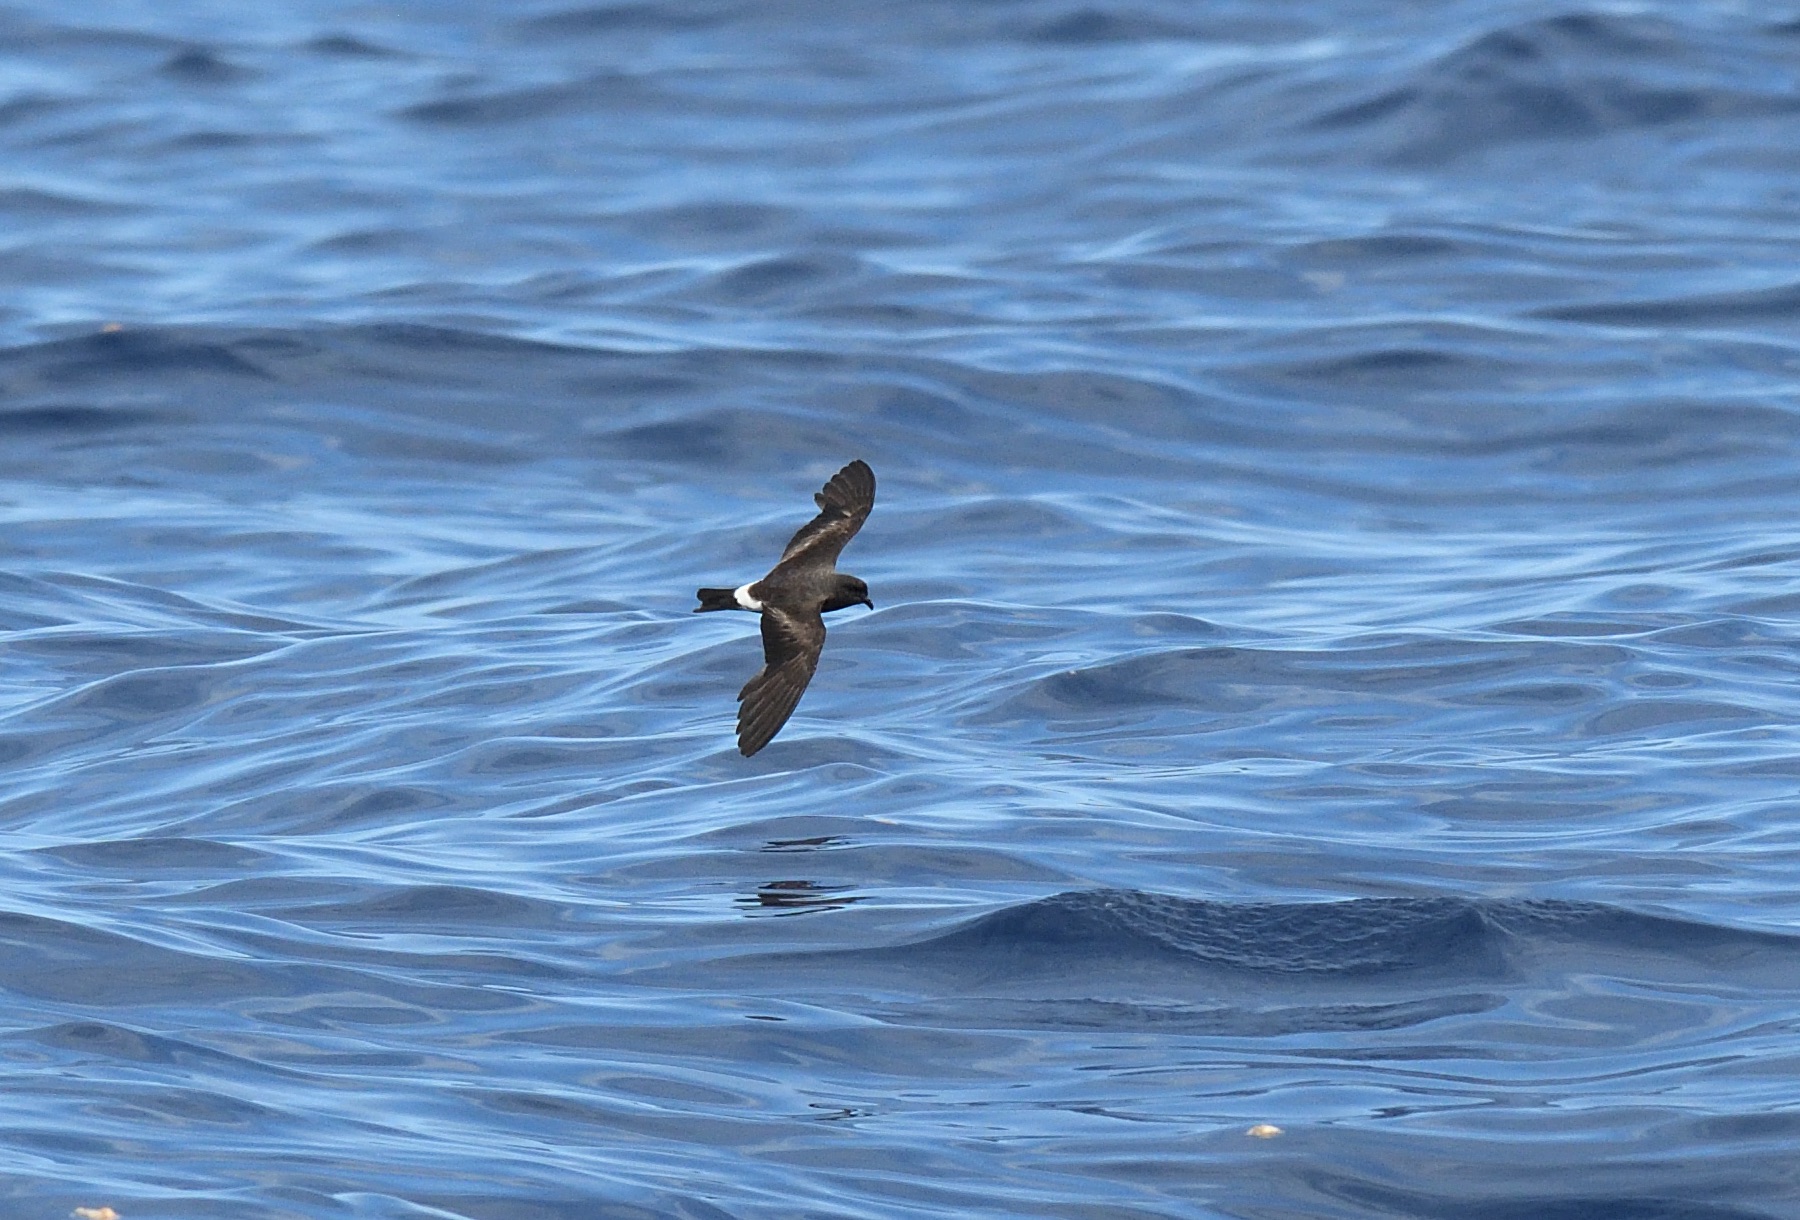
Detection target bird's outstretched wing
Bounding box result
[777,459,875,568]
[736,604,826,756]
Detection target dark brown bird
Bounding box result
[695,460,876,755]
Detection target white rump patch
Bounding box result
[733,582,763,610]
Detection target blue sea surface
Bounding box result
[4,1,1800,1217]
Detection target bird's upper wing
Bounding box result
[736,603,827,756]
[776,459,875,568]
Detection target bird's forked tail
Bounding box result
[694,587,739,613]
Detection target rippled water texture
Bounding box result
[5,2,1800,1217]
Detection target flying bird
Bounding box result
[695,459,876,756]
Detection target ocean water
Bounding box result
[4,1,1800,1217]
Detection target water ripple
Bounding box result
[4,0,1800,1215]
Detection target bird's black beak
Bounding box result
[861,597,875,609]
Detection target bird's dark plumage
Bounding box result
[695,460,875,756]
[776,458,875,567]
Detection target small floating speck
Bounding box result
[73,1208,121,1220]
[1246,1124,1283,1139]
[100,323,122,333]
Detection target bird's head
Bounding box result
[825,575,874,612]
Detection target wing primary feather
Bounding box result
[734,606,825,755]
[737,664,810,755]
[778,460,875,565]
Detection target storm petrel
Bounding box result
[695,459,876,756]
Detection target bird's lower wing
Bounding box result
[736,607,825,756]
